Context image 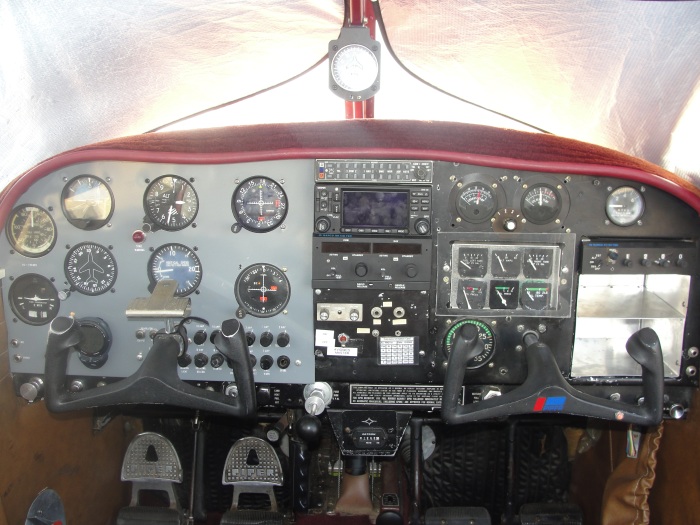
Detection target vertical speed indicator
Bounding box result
[232,177,288,232]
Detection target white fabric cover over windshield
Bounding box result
[379,0,700,181]
[0,0,343,185]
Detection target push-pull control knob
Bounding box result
[303,382,333,416]
[20,377,44,402]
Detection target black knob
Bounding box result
[659,259,671,268]
[257,385,272,405]
[246,331,256,346]
[210,353,225,369]
[414,218,430,235]
[249,354,257,368]
[177,353,193,367]
[414,167,427,180]
[676,258,688,268]
[297,414,322,447]
[193,330,207,345]
[260,355,274,370]
[623,258,634,267]
[277,355,291,369]
[641,259,652,267]
[209,329,221,344]
[405,264,418,278]
[76,318,112,369]
[607,250,619,262]
[355,263,369,277]
[315,216,331,233]
[277,332,290,347]
[260,331,274,347]
[194,353,209,368]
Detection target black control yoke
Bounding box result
[442,324,664,425]
[44,316,256,417]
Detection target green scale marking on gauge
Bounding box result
[443,319,495,369]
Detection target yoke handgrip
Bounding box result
[45,316,257,418]
[442,327,664,426]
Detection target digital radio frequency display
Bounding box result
[342,190,409,229]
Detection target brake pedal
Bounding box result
[220,437,285,525]
[117,432,184,525]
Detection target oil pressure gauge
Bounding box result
[606,186,645,226]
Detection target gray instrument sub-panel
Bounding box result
[2,159,316,385]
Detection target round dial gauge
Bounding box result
[331,44,379,92]
[148,243,202,297]
[521,281,551,311]
[6,205,56,257]
[144,175,199,231]
[443,319,495,369]
[232,177,288,232]
[9,274,60,325]
[61,175,114,230]
[455,183,497,223]
[606,186,645,226]
[65,243,117,296]
[235,263,290,317]
[521,184,561,224]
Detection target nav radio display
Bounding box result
[342,190,409,229]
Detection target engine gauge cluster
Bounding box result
[437,231,576,319]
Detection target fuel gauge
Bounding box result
[457,247,488,278]
[523,249,553,279]
[456,279,487,309]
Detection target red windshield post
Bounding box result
[345,0,376,119]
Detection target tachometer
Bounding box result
[9,274,60,325]
[148,243,202,296]
[235,263,290,317]
[61,175,114,230]
[144,175,199,231]
[65,242,117,296]
[6,205,56,257]
[232,177,288,232]
[443,319,495,369]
